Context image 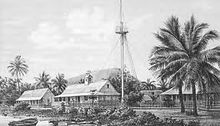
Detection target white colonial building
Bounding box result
[53,72,120,108]
[16,88,54,108]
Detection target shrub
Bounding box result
[186,110,195,116]
[93,107,103,114]
[70,107,78,115]
[14,102,30,111]
[69,107,78,119]
[163,96,175,107]
[61,102,65,112]
[188,120,200,126]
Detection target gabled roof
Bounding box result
[17,88,49,101]
[160,85,200,95]
[56,80,120,97]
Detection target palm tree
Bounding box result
[51,73,67,96]
[34,71,51,89]
[150,15,220,116]
[150,16,186,113]
[7,55,28,92]
[156,79,170,92]
[141,79,156,90]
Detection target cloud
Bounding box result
[29,7,115,50]
[65,6,115,42]
[29,22,70,49]
[192,0,213,11]
[128,14,153,31]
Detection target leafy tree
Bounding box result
[20,82,35,94]
[51,73,67,96]
[150,15,220,116]
[108,70,143,106]
[0,77,20,105]
[7,55,28,92]
[0,76,34,106]
[34,71,51,89]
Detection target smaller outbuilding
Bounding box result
[16,88,54,108]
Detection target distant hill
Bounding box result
[67,68,121,85]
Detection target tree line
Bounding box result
[0,55,68,106]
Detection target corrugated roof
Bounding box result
[160,85,199,95]
[56,80,120,97]
[17,88,49,101]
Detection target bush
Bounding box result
[14,102,30,111]
[69,107,78,119]
[188,120,200,126]
[163,96,175,107]
[101,107,196,126]
[58,102,66,114]
[70,107,78,115]
[186,110,195,116]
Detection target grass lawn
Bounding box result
[135,108,220,126]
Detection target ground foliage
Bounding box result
[14,102,30,111]
[0,76,34,106]
[67,106,200,126]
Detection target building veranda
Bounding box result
[160,85,220,110]
[53,73,120,109]
[16,88,54,108]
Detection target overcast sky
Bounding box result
[0,0,220,83]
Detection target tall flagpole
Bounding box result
[116,0,128,104]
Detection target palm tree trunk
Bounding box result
[16,74,20,93]
[192,81,198,116]
[178,85,185,113]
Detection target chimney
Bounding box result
[85,70,93,85]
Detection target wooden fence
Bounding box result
[64,100,120,108]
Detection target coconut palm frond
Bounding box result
[194,30,219,53]
[202,62,220,76]
[150,46,175,57]
[201,46,220,63]
[192,23,209,43]
[164,59,187,71]
[167,51,188,62]
[154,33,177,50]
[149,61,166,71]
[166,64,187,85]
[164,16,181,39]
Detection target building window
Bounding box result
[77,96,80,102]
[184,95,186,101]
[59,97,62,101]
[84,96,88,101]
[68,97,70,102]
[63,97,66,101]
[189,95,191,100]
[107,84,110,88]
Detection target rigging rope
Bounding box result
[125,36,138,79]
[100,36,120,77]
